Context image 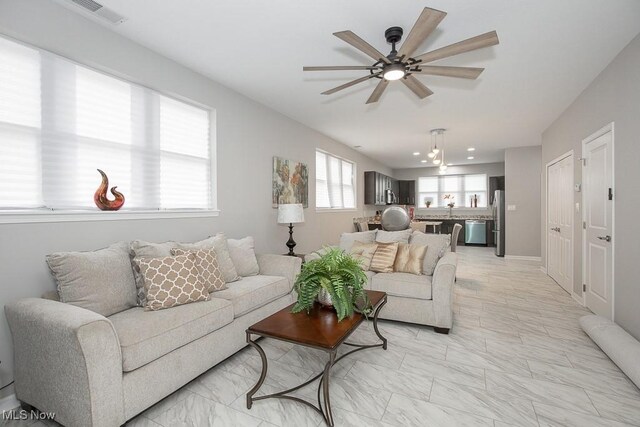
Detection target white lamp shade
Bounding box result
[277,203,305,224]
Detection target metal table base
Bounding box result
[246,297,388,426]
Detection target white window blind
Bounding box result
[418,174,487,208]
[0,36,214,212]
[315,150,356,210]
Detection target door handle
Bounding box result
[597,235,611,242]
[551,227,560,232]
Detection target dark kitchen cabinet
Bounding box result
[364,171,398,205]
[489,176,505,205]
[397,180,416,205]
[439,220,465,245]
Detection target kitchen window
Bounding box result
[316,150,356,210]
[0,36,216,221]
[418,174,487,208]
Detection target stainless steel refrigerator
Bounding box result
[492,190,505,257]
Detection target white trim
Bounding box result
[505,255,541,262]
[0,393,19,412]
[581,122,615,319]
[572,292,586,307]
[0,209,220,224]
[544,150,575,296]
[540,266,547,274]
[315,208,358,214]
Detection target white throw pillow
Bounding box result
[339,230,377,252]
[178,233,241,284]
[408,231,451,276]
[227,236,260,277]
[376,229,412,244]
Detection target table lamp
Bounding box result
[277,203,304,256]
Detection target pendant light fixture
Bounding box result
[427,129,447,173]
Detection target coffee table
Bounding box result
[245,290,387,426]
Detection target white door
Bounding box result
[583,129,614,319]
[547,154,573,294]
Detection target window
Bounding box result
[316,150,356,210]
[418,174,487,208]
[0,36,214,215]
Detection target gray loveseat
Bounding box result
[5,252,301,427]
[307,229,457,333]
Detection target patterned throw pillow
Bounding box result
[349,241,378,271]
[394,243,428,275]
[135,253,210,311]
[370,242,399,273]
[171,248,227,292]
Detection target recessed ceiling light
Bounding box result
[420,159,427,163]
[467,156,475,160]
[413,152,420,156]
[467,147,475,152]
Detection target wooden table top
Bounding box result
[247,290,386,350]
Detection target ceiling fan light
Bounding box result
[383,63,406,81]
[440,164,448,171]
[432,147,440,154]
[427,152,436,158]
[433,159,441,165]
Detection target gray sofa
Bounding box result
[307,230,457,333]
[5,253,301,427]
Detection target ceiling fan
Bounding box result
[303,7,499,104]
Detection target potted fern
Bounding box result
[292,247,371,321]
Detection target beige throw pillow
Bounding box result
[135,253,210,311]
[130,240,179,306]
[171,248,227,292]
[227,236,260,277]
[178,233,240,283]
[409,232,451,275]
[370,242,399,273]
[46,242,137,317]
[394,243,428,275]
[349,241,378,271]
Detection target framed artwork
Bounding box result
[272,156,308,208]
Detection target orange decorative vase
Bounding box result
[94,169,125,211]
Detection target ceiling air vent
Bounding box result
[66,0,127,25]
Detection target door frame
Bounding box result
[545,150,574,298]
[581,122,615,319]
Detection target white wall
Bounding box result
[0,0,391,397]
[541,34,640,339]
[393,162,505,214]
[504,146,542,258]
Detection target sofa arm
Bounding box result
[304,245,339,263]
[256,254,302,288]
[5,298,124,427]
[431,252,458,329]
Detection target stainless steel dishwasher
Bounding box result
[465,220,487,245]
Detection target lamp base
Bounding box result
[285,223,296,256]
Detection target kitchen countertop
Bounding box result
[354,214,493,223]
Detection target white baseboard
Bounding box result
[504,255,542,262]
[0,393,19,412]
[540,266,547,274]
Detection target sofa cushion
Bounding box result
[339,230,377,252]
[227,236,260,277]
[370,242,399,273]
[171,248,227,292]
[109,297,234,372]
[46,242,137,317]
[394,243,428,275]
[214,275,291,318]
[371,272,432,300]
[135,253,210,311]
[409,232,451,275]
[376,229,412,244]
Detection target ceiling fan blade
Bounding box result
[366,79,389,104]
[412,65,484,79]
[413,31,499,64]
[397,7,447,59]
[321,72,382,95]
[401,75,434,99]
[333,31,391,64]
[303,66,380,71]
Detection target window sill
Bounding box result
[315,208,359,214]
[0,209,221,224]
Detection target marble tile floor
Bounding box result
[3,246,639,427]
